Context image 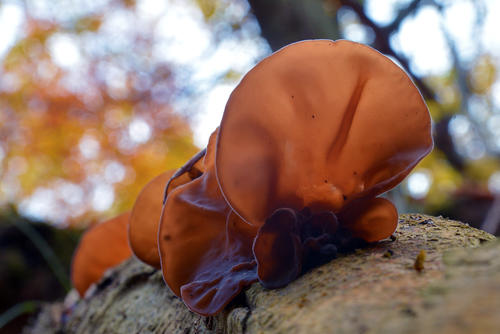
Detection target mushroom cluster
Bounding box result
[71,40,433,316]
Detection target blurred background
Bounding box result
[1,0,499,332]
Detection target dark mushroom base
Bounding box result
[254,207,368,289]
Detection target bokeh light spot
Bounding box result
[48,34,82,68]
[0,3,24,57]
[104,161,126,184]
[407,170,432,199]
[79,134,100,159]
[488,171,500,194]
[128,118,152,144]
[91,183,115,212]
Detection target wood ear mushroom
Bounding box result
[71,40,433,316]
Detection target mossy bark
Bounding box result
[26,214,499,334]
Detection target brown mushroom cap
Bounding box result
[158,129,258,315]
[253,208,302,289]
[129,171,173,268]
[71,212,132,296]
[216,39,433,226]
[338,197,398,242]
[129,156,205,268]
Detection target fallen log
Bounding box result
[26,214,499,334]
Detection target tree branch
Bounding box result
[384,0,422,34]
[339,0,435,101]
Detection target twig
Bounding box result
[0,300,41,329]
[435,3,491,152]
[432,1,498,232]
[384,0,422,34]
[162,148,206,204]
[12,219,71,292]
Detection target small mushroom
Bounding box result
[158,129,258,315]
[253,208,303,289]
[129,155,205,268]
[71,212,132,296]
[337,197,398,243]
[254,208,340,288]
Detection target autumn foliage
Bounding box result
[0,8,198,225]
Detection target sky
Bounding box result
[2,0,499,146]
[1,0,500,221]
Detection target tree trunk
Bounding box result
[26,214,499,334]
[247,0,339,51]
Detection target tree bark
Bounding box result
[26,214,499,334]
